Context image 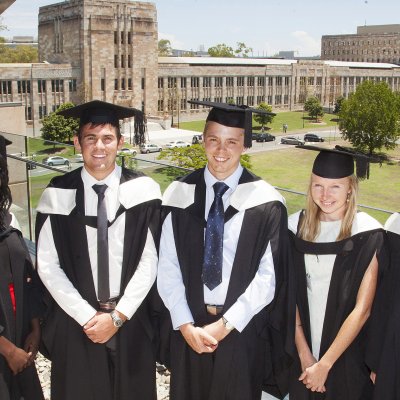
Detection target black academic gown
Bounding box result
[0,225,44,400]
[288,211,387,400]
[160,168,292,400]
[35,167,161,400]
[366,213,400,399]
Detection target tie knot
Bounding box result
[92,184,108,196]
[213,182,229,197]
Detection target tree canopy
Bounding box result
[158,39,172,56]
[208,42,253,58]
[339,80,400,154]
[304,96,324,121]
[41,103,79,144]
[253,102,274,130]
[0,30,38,63]
[158,144,252,170]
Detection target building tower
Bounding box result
[38,0,158,114]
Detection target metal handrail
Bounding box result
[10,154,395,215]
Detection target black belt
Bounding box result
[206,304,223,315]
[99,297,119,312]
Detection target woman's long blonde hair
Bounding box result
[298,174,359,242]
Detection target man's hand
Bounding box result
[83,311,122,343]
[203,318,232,342]
[0,336,31,375]
[179,323,218,354]
[23,318,41,365]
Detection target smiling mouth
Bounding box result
[214,156,228,162]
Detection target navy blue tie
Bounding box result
[92,184,110,302]
[202,182,229,291]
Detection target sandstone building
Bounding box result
[38,0,158,112]
[321,24,400,64]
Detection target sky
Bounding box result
[1,0,400,56]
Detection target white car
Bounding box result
[165,140,191,149]
[119,147,137,156]
[140,143,163,153]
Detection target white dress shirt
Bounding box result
[158,164,276,332]
[37,165,158,326]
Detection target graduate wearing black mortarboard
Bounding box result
[157,101,294,400]
[287,145,388,400]
[0,136,44,400]
[35,101,162,400]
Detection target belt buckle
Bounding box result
[99,299,117,312]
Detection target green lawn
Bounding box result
[249,145,399,223]
[179,110,339,136]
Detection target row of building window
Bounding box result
[114,31,132,45]
[101,78,145,91]
[114,54,133,68]
[324,49,399,56]
[157,94,291,112]
[0,79,77,95]
[325,38,400,47]
[157,76,291,89]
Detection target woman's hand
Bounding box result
[299,360,330,393]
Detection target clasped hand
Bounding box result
[299,361,329,393]
[179,319,231,354]
[84,311,118,343]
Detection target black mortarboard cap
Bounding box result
[0,135,12,161]
[187,100,276,148]
[57,100,143,127]
[297,144,371,179]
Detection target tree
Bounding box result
[158,39,172,56]
[41,103,79,144]
[304,96,324,121]
[339,80,400,155]
[234,42,253,58]
[158,144,251,170]
[333,96,345,114]
[208,42,253,58]
[208,43,234,57]
[253,102,274,131]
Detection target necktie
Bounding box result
[92,184,110,302]
[202,182,229,291]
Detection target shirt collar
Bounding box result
[204,163,243,192]
[81,164,122,191]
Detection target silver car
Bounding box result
[42,156,70,166]
[140,143,163,153]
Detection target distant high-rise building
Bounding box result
[321,24,400,65]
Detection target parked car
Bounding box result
[256,133,276,142]
[119,147,137,157]
[27,161,36,170]
[251,132,259,140]
[74,153,84,163]
[280,136,305,146]
[192,134,203,144]
[140,143,163,154]
[304,133,324,142]
[42,156,70,166]
[165,140,191,149]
